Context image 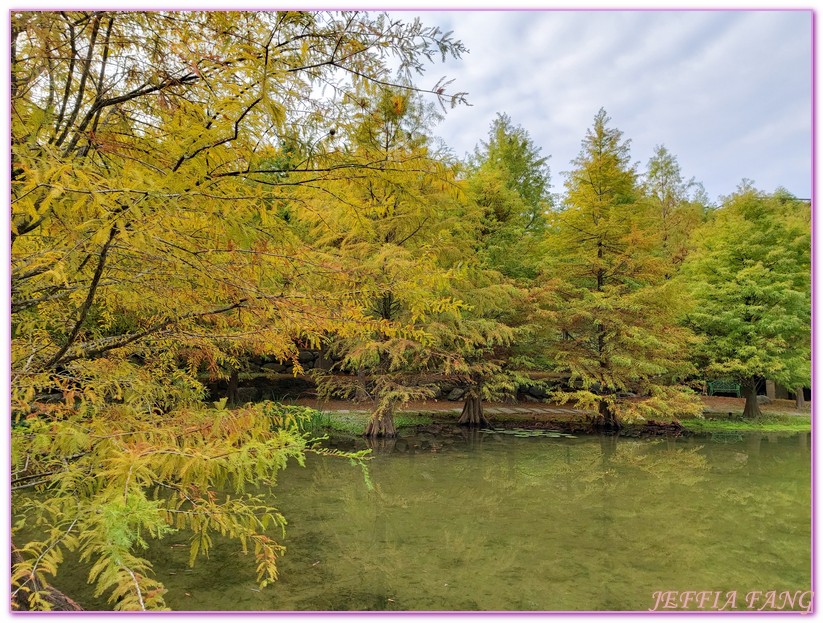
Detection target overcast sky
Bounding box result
[396,9,812,204]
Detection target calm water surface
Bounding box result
[56,429,811,611]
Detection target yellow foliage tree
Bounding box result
[303,90,468,437]
[11,10,465,609]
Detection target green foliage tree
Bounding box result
[466,113,553,280]
[430,270,523,427]
[11,10,465,609]
[540,109,701,430]
[679,186,811,418]
[431,114,553,426]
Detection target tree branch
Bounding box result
[58,299,249,364]
[45,225,117,369]
[172,95,263,172]
[55,13,102,149]
[50,12,78,145]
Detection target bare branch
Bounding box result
[55,13,102,149]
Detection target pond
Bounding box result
[52,429,811,612]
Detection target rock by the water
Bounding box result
[298,350,316,363]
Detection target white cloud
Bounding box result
[415,9,812,201]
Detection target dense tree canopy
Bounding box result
[11,11,467,394]
[679,186,811,418]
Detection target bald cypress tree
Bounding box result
[443,114,552,425]
[541,109,700,430]
[680,186,811,419]
[467,113,552,280]
[643,144,708,273]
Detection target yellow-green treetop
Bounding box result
[540,109,701,429]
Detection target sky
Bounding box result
[394,9,813,204]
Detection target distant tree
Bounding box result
[679,186,811,419]
[642,145,708,272]
[540,109,701,430]
[466,113,553,280]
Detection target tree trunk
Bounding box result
[227,367,239,406]
[742,380,762,419]
[355,368,370,402]
[457,391,490,428]
[598,399,622,432]
[795,386,805,410]
[364,402,397,438]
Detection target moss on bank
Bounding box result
[317,410,435,436]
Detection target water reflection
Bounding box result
[51,430,811,611]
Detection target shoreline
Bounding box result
[284,396,810,436]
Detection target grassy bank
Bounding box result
[291,396,811,437]
[680,413,811,434]
[313,409,812,436]
[679,396,811,433]
[312,411,811,437]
